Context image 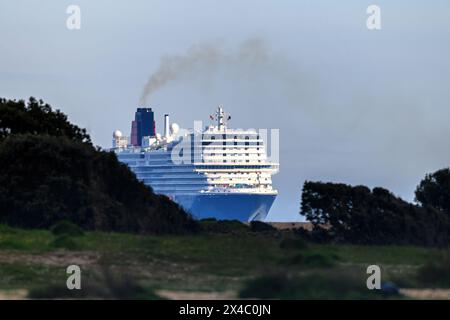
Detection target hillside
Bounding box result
[0,97,197,234]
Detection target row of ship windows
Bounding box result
[129,164,274,170]
[202,134,259,140]
[142,177,270,182]
[142,153,264,159]
[137,171,270,176]
[205,153,262,157]
[133,171,273,178]
[150,183,271,189]
[118,148,263,160]
[141,158,266,165]
[137,176,272,181]
[205,160,263,163]
[196,165,273,169]
[118,145,263,155]
[179,148,263,155]
[144,182,208,186]
[203,147,262,151]
[122,157,263,164]
[201,142,262,146]
[211,178,270,181]
[143,181,271,186]
[139,179,271,184]
[126,160,267,166]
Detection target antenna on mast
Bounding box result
[209,105,231,131]
[216,105,230,131]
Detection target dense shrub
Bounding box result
[239,272,387,299]
[51,221,84,237]
[279,252,338,268]
[417,253,450,288]
[293,226,333,244]
[199,219,249,235]
[279,238,308,250]
[249,221,277,233]
[51,235,80,250]
[28,268,161,299]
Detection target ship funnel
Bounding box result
[164,114,170,138]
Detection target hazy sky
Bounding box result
[1,1,450,221]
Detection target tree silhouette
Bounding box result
[0,97,90,143]
[415,168,450,216]
[301,181,450,246]
[0,97,197,233]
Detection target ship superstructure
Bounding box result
[112,106,278,221]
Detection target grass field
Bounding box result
[0,223,449,299]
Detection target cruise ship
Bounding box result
[112,106,279,221]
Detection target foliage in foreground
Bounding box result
[1,223,448,298]
[416,252,450,288]
[51,220,85,237]
[28,268,161,300]
[0,97,197,234]
[239,271,392,299]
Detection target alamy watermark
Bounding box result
[64,5,380,31]
[367,5,381,30]
[66,5,81,30]
[366,265,381,290]
[170,120,279,165]
[66,265,81,290]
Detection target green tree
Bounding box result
[0,134,197,233]
[0,97,90,143]
[301,181,450,246]
[0,97,197,233]
[415,168,450,215]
